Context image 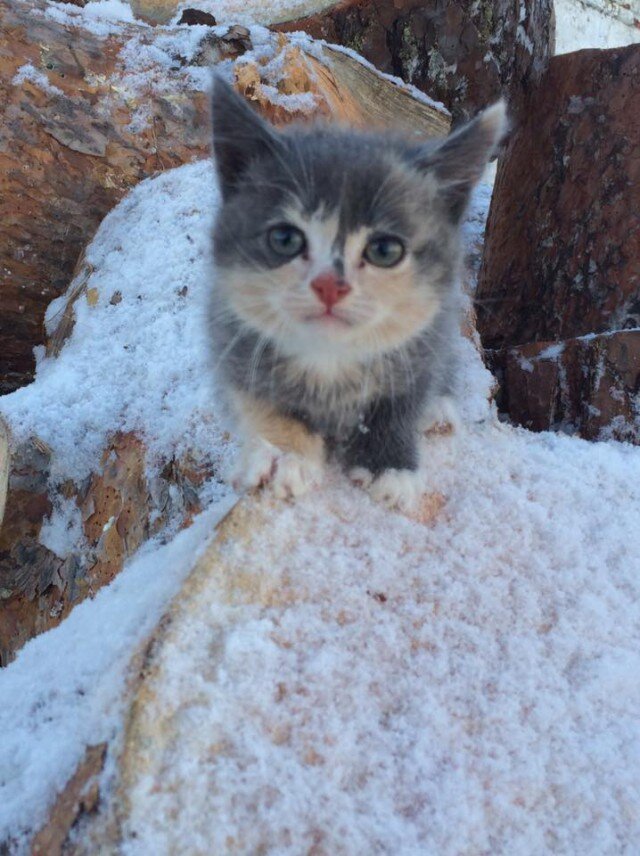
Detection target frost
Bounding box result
[12,63,64,96]
[537,342,565,361]
[39,496,86,559]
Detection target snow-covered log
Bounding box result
[29,440,640,852]
[115,0,555,124]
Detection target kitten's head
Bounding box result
[211,78,505,368]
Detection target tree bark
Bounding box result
[276,0,555,124]
[477,45,640,442]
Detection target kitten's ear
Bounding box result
[416,101,508,222]
[211,76,282,200]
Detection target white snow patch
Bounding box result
[555,0,640,53]
[44,0,139,37]
[39,496,86,559]
[537,342,566,361]
[12,63,64,96]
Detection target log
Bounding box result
[30,744,107,856]
[275,0,555,124]
[41,490,445,852]
[476,45,640,441]
[94,0,554,123]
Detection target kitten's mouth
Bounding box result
[303,310,353,328]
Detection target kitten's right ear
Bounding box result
[415,101,508,223]
[211,76,281,200]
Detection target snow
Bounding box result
[1,161,232,487]
[39,496,87,559]
[0,499,235,851]
[12,63,64,96]
[555,0,640,53]
[44,0,139,37]
[120,425,640,855]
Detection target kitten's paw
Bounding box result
[231,440,279,491]
[271,453,324,499]
[367,468,424,512]
[347,466,374,488]
[422,395,461,435]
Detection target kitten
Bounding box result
[210,78,505,510]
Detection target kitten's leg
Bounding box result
[344,398,424,511]
[421,394,461,434]
[231,393,325,499]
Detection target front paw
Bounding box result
[231,441,324,499]
[271,452,324,499]
[230,439,279,491]
[367,468,424,511]
[422,395,460,435]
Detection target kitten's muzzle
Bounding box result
[310,272,352,311]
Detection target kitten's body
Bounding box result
[210,81,505,508]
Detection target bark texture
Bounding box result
[276,0,555,123]
[477,45,640,441]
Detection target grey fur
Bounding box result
[210,79,504,475]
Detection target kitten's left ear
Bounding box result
[211,76,283,201]
[416,101,508,222]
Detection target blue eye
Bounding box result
[363,235,405,268]
[267,224,306,258]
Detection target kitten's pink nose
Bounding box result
[310,272,351,310]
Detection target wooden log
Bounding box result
[128,0,554,123]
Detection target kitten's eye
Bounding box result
[363,236,405,268]
[267,224,306,258]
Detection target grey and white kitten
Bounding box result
[210,79,505,509]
